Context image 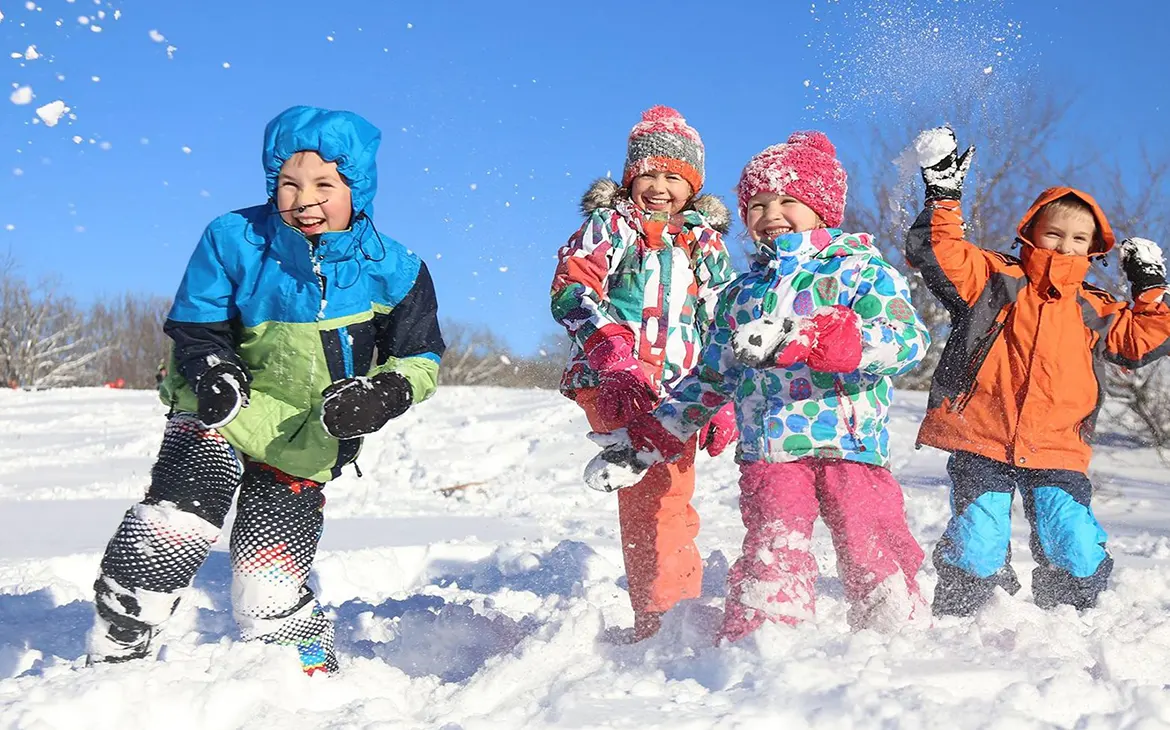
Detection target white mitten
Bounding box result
[583,429,662,493]
[732,316,798,368]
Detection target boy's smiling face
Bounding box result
[1030,207,1097,257]
[276,151,353,238]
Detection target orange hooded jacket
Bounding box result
[905,187,1170,473]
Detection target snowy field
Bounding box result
[2,386,1170,729]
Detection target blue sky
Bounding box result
[3,0,1168,353]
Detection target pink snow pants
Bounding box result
[720,458,925,642]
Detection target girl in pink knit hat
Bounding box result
[551,106,737,641]
[587,131,932,640]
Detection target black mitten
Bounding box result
[1119,237,1168,297]
[195,361,250,429]
[320,371,413,439]
[916,127,975,203]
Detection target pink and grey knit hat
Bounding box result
[622,105,705,194]
[735,131,848,227]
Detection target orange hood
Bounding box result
[1016,186,1116,255]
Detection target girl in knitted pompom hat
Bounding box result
[589,131,932,640]
[551,105,736,641]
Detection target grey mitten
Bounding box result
[915,127,974,203]
[1119,237,1168,297]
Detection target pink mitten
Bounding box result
[699,403,738,457]
[586,331,657,425]
[626,410,687,462]
[804,305,862,373]
[772,329,814,369]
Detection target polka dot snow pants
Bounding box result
[88,414,336,674]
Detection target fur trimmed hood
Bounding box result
[578,177,731,234]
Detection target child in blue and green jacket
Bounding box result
[87,106,445,674]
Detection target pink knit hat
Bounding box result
[622,105,705,194]
[735,131,848,227]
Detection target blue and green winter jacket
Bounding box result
[160,106,445,482]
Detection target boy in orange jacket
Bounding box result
[906,127,1170,616]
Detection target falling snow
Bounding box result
[802,0,1032,120]
[34,100,69,126]
[9,86,33,105]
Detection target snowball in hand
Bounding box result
[913,127,957,168]
[1120,237,1167,277]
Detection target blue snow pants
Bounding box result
[932,451,1113,616]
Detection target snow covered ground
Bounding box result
[1,386,1170,729]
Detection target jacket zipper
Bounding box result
[310,241,328,320]
[289,240,329,443]
[1006,300,1048,460]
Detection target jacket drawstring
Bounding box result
[834,378,865,452]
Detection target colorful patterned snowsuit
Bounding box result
[552,187,734,637]
[652,228,930,638]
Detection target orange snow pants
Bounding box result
[577,388,702,638]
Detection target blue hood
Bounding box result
[262,106,382,216]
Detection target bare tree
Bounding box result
[438,321,566,389]
[87,293,172,389]
[0,264,106,389]
[438,320,514,386]
[506,330,568,389]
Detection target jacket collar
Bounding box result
[750,228,874,269]
[1019,243,1090,297]
[615,198,706,249]
[267,204,375,269]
